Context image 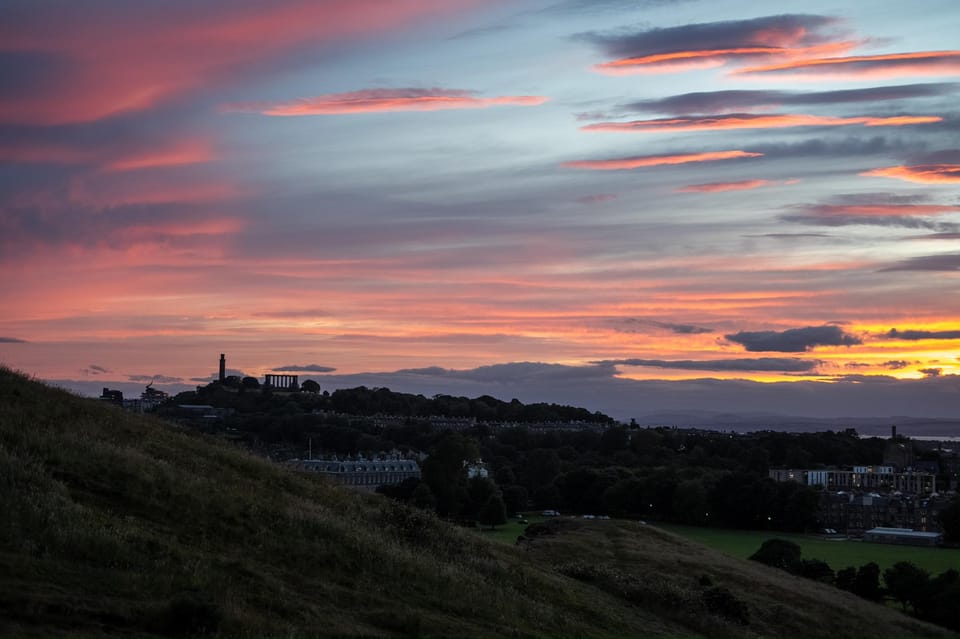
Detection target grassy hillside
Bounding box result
[0,367,954,638]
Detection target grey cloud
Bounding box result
[597,357,818,372]
[756,136,927,159]
[0,336,27,343]
[582,14,839,59]
[190,368,246,382]
[128,374,184,383]
[920,368,943,377]
[748,233,831,239]
[83,364,110,375]
[887,328,960,340]
[882,360,911,369]
[612,318,713,335]
[780,211,947,230]
[881,253,960,271]
[272,364,337,373]
[725,325,861,352]
[626,84,959,114]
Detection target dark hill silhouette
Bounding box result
[0,367,950,638]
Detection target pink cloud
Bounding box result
[562,150,762,171]
[676,179,771,193]
[595,41,857,75]
[105,138,216,171]
[735,50,960,79]
[0,1,485,125]
[582,113,941,133]
[861,165,960,184]
[225,89,548,115]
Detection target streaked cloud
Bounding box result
[725,325,861,352]
[781,202,960,228]
[735,50,960,79]
[225,88,548,116]
[886,328,960,341]
[128,374,184,383]
[626,84,960,114]
[581,113,941,133]
[861,164,960,184]
[610,318,713,334]
[597,357,818,372]
[881,253,960,271]
[272,364,337,373]
[0,0,484,125]
[677,179,770,193]
[562,150,762,170]
[585,14,855,75]
[0,337,28,343]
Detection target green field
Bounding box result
[475,513,547,544]
[659,523,960,575]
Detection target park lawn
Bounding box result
[476,514,547,544]
[659,523,960,576]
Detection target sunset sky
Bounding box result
[2,0,959,420]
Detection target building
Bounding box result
[863,527,942,547]
[287,455,421,491]
[264,373,299,391]
[769,467,935,495]
[819,491,948,536]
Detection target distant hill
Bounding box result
[0,367,951,638]
[635,410,960,438]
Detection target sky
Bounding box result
[2,0,960,421]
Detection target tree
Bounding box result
[599,426,628,455]
[939,496,960,543]
[799,559,835,583]
[241,376,260,390]
[301,379,321,393]
[851,562,884,602]
[478,494,507,529]
[749,538,801,573]
[835,566,857,592]
[411,482,437,511]
[672,479,709,525]
[884,562,930,612]
[500,484,529,515]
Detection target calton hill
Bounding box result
[3,365,960,637]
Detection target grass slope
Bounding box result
[0,368,954,638]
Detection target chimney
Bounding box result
[891,425,897,440]
[219,353,226,382]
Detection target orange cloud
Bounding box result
[861,165,960,184]
[0,1,484,125]
[225,89,548,116]
[735,50,960,79]
[806,204,960,217]
[581,113,941,133]
[562,150,762,170]
[595,41,857,75]
[105,139,216,171]
[676,179,771,193]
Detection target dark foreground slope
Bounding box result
[0,368,952,639]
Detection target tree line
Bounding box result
[750,538,960,631]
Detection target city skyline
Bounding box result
[1,0,959,419]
